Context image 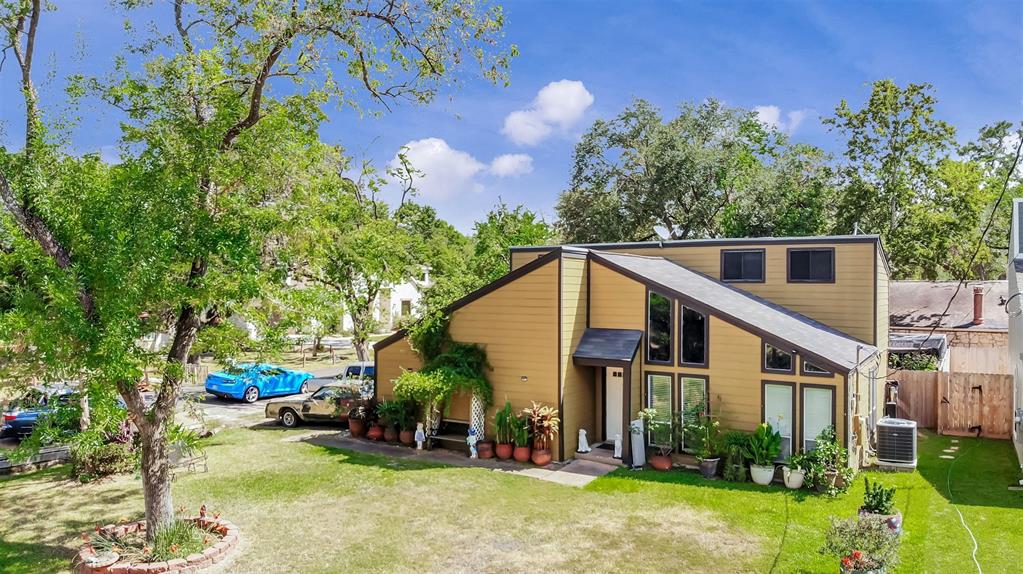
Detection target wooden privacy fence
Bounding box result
[891,370,1013,439]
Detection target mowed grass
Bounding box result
[1,427,1020,573]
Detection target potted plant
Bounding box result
[721,430,750,482]
[804,426,855,495]
[395,400,416,445]
[859,477,902,534]
[636,408,681,471]
[494,401,515,460]
[783,451,808,489]
[347,404,369,438]
[366,404,384,441]
[820,516,900,573]
[511,415,531,463]
[524,402,560,466]
[376,400,401,442]
[742,423,782,485]
[476,437,494,459]
[686,411,722,479]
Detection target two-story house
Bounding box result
[374,235,889,468]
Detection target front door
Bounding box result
[605,367,623,441]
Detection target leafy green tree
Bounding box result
[282,285,345,355]
[421,202,555,311]
[557,98,776,243]
[0,0,511,537]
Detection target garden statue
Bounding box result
[415,422,426,450]
[577,428,591,453]
[613,433,622,458]
[466,427,479,458]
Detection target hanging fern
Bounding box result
[397,311,494,410]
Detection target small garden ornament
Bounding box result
[466,427,479,458]
[613,433,622,458]
[577,428,591,453]
[415,422,426,450]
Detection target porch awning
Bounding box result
[572,328,643,366]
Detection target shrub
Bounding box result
[684,412,722,460]
[722,430,750,482]
[820,516,900,572]
[71,440,137,480]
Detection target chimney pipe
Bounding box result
[972,286,984,325]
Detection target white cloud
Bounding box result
[489,153,534,177]
[393,138,485,200]
[502,79,594,145]
[392,140,534,200]
[754,105,812,134]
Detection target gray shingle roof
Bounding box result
[591,250,876,372]
[889,280,1010,331]
[573,328,643,363]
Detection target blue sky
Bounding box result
[1,0,1021,232]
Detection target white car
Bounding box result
[307,362,375,397]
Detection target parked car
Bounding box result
[265,383,363,428]
[308,361,375,395]
[205,363,314,403]
[0,385,75,440]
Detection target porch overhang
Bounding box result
[572,328,643,367]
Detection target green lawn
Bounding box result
[1,427,1020,573]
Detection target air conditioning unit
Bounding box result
[876,417,917,469]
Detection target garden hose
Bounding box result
[946,440,982,574]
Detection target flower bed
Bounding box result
[74,516,239,574]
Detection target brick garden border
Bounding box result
[74,517,239,574]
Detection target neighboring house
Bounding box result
[889,280,1010,374]
[376,235,889,468]
[341,267,432,333]
[1008,198,1023,467]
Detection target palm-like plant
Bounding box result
[494,400,515,444]
[522,402,560,452]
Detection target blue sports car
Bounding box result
[205,363,314,403]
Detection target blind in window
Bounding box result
[646,373,673,446]
[803,386,834,452]
[764,383,793,460]
[681,377,708,452]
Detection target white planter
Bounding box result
[750,464,776,486]
[782,466,805,489]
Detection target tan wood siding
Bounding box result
[589,260,645,330]
[375,337,423,400]
[511,250,551,271]
[560,256,592,460]
[447,257,561,455]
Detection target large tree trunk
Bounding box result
[353,338,369,362]
[138,418,174,536]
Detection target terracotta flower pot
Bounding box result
[383,426,399,443]
[531,448,552,466]
[649,454,673,471]
[698,457,720,479]
[399,429,415,445]
[513,445,532,463]
[495,443,514,460]
[349,418,367,438]
[477,440,494,459]
[367,424,384,441]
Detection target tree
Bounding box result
[283,285,345,356]
[289,163,422,362]
[557,98,776,243]
[0,0,512,537]
[824,80,966,276]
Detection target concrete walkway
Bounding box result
[307,433,620,487]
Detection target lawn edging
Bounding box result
[74,516,239,574]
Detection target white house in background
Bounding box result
[341,266,432,333]
[1008,198,1023,468]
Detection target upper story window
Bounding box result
[679,306,707,366]
[763,342,793,373]
[802,361,830,376]
[787,248,834,283]
[647,291,673,364]
[721,249,765,282]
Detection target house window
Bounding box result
[802,361,830,376]
[763,382,794,460]
[788,248,834,282]
[802,385,835,451]
[680,376,708,452]
[679,306,707,366]
[647,291,673,364]
[721,249,765,282]
[400,299,412,317]
[646,373,673,446]
[764,343,793,373]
